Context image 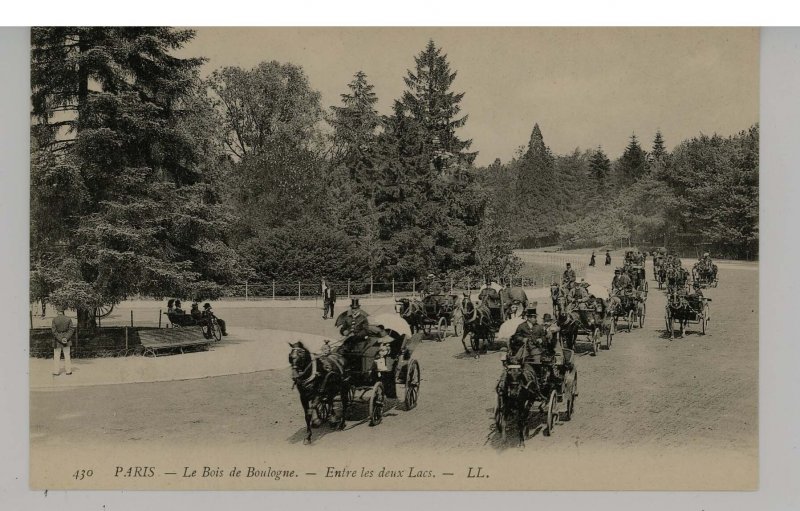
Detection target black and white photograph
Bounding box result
[25,26,760,490]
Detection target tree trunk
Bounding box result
[77,308,96,333]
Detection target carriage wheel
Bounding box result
[543,389,557,437]
[316,399,332,423]
[452,311,464,338]
[404,360,420,410]
[437,317,447,341]
[638,303,646,328]
[627,310,634,332]
[590,329,599,356]
[348,386,356,402]
[644,281,649,293]
[368,381,385,427]
[94,304,114,319]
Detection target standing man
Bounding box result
[589,251,596,267]
[51,308,74,376]
[321,277,329,319]
[605,250,611,266]
[323,278,337,320]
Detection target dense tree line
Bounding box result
[484,124,759,259]
[30,29,521,326]
[30,28,758,326]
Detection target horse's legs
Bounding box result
[338,381,348,430]
[300,393,313,444]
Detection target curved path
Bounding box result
[30,328,328,390]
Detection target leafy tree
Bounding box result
[31,27,243,329]
[207,62,323,159]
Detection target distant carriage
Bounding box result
[692,262,719,288]
[395,294,459,340]
[665,292,711,338]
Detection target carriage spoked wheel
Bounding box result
[627,310,634,332]
[94,304,114,319]
[605,325,613,350]
[644,281,649,293]
[543,389,558,437]
[494,394,507,441]
[315,399,333,425]
[436,317,448,342]
[452,310,464,338]
[368,381,385,427]
[404,360,420,410]
[203,319,223,342]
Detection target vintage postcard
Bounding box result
[28,27,759,490]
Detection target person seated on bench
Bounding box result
[167,299,176,314]
[173,299,185,315]
[190,302,203,321]
[202,302,228,336]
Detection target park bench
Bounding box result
[138,327,212,357]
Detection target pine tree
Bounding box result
[31,27,243,329]
[401,39,477,170]
[619,133,648,180]
[648,129,669,175]
[589,146,611,181]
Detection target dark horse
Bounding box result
[494,341,552,446]
[557,297,608,351]
[550,283,565,317]
[394,298,425,334]
[460,297,495,355]
[288,341,350,444]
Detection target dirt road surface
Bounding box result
[30,260,757,487]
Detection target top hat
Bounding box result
[203,303,211,309]
[351,297,360,308]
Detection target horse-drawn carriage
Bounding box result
[395,293,459,340]
[625,264,649,293]
[494,344,577,446]
[289,314,422,443]
[665,292,711,338]
[692,262,719,288]
[608,291,646,335]
[460,286,533,356]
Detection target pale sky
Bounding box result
[179,27,759,166]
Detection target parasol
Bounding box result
[498,316,525,340]
[370,313,413,339]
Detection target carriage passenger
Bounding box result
[173,299,185,315]
[562,263,576,287]
[340,298,371,352]
[167,299,175,314]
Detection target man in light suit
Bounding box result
[51,308,75,376]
